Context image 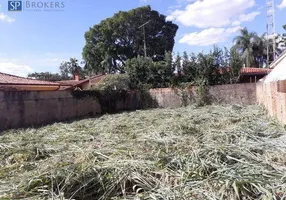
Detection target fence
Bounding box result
[0,83,256,131]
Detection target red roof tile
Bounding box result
[240,67,272,75]
[176,67,271,76]
[57,79,89,86]
[217,67,271,75]
[58,85,73,90]
[57,74,105,86]
[0,72,59,85]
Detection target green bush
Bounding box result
[91,74,130,91]
[125,52,174,89]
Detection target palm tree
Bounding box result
[233,28,262,67]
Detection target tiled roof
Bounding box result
[57,79,89,86]
[177,67,271,76]
[58,85,73,90]
[217,67,271,75]
[240,67,272,75]
[0,72,59,85]
[89,74,105,84]
[57,74,105,86]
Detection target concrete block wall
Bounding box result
[149,88,184,108]
[150,83,256,108]
[0,91,101,131]
[209,83,256,105]
[0,83,257,131]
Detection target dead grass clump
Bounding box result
[1,105,286,199]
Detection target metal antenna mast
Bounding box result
[266,0,276,67]
[139,20,150,58]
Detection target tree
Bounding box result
[174,53,181,75]
[91,74,130,91]
[125,53,174,89]
[28,58,86,81]
[82,6,178,74]
[27,72,63,81]
[260,34,285,61]
[233,28,262,67]
[228,47,243,84]
[125,56,154,89]
[182,51,197,83]
[280,24,286,49]
[59,58,85,80]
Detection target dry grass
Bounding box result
[0,105,286,200]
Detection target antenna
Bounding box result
[139,20,150,57]
[266,0,276,67]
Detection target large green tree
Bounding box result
[82,6,178,74]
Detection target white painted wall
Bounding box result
[264,53,286,83]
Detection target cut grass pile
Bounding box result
[0,105,286,200]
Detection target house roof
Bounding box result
[177,67,271,77]
[264,51,286,83]
[57,74,105,86]
[218,67,271,75]
[240,68,272,75]
[0,72,59,86]
[57,79,89,86]
[269,50,286,69]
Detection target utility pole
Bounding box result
[139,20,150,57]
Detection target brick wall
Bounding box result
[256,80,286,124]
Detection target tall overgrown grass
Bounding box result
[0,105,286,199]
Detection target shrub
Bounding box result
[125,53,174,89]
[91,74,131,91]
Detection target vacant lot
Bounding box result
[0,105,286,200]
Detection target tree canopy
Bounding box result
[233,28,262,67]
[82,6,178,74]
[125,52,174,89]
[59,58,85,80]
[29,58,85,81]
[27,72,63,81]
